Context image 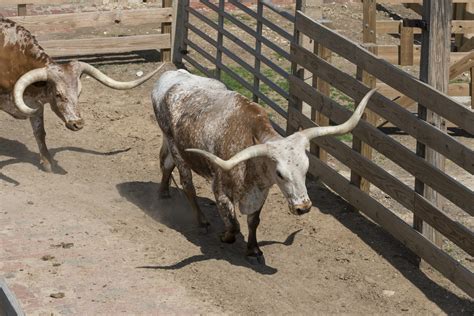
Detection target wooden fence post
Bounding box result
[414,0,452,258]
[350,0,377,196]
[399,24,414,66]
[172,0,189,68]
[161,0,172,62]
[253,0,263,103]
[363,0,376,43]
[311,40,331,162]
[471,66,474,109]
[17,3,27,16]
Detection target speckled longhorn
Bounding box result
[152,69,377,264]
[0,18,165,172]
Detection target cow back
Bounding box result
[0,18,51,93]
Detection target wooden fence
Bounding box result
[174,0,474,297]
[1,0,172,59]
[363,0,474,109]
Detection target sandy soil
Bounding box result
[1,61,473,315]
[1,1,473,315]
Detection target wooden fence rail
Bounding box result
[363,0,474,109]
[174,0,474,298]
[289,10,473,297]
[1,1,172,59]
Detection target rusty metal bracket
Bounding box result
[402,18,428,30]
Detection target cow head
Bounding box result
[187,88,377,215]
[13,61,165,130]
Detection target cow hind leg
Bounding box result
[158,139,175,199]
[246,208,264,265]
[29,110,53,172]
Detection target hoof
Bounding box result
[246,254,265,265]
[197,222,210,234]
[158,189,171,199]
[40,161,53,173]
[220,231,236,244]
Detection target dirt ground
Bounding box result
[1,1,473,315]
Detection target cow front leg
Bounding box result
[214,190,240,244]
[168,144,209,231]
[246,208,264,265]
[29,109,53,172]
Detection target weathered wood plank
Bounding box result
[10,8,173,35]
[160,0,172,62]
[377,20,474,35]
[295,11,474,135]
[306,154,474,298]
[288,73,474,215]
[40,34,171,57]
[413,0,452,249]
[288,106,474,256]
[290,43,474,175]
[399,24,414,66]
[1,0,66,4]
[377,0,474,3]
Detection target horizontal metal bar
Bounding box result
[182,54,214,78]
[261,0,295,22]
[185,9,289,79]
[219,45,290,100]
[197,0,290,60]
[228,0,293,41]
[184,39,288,119]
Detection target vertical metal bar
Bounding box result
[253,1,264,103]
[172,0,190,68]
[286,0,304,135]
[215,0,225,80]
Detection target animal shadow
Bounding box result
[307,181,474,315]
[117,181,301,274]
[0,137,130,180]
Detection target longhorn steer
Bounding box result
[152,69,376,264]
[0,18,164,171]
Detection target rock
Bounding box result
[136,71,144,77]
[50,292,65,299]
[41,255,55,261]
[382,290,395,297]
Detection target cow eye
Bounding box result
[276,170,284,180]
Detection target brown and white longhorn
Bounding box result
[152,69,377,264]
[0,18,164,171]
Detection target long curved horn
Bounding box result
[13,68,48,115]
[79,62,166,90]
[299,88,378,140]
[186,144,270,171]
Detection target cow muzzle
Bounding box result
[65,119,84,131]
[289,200,312,215]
